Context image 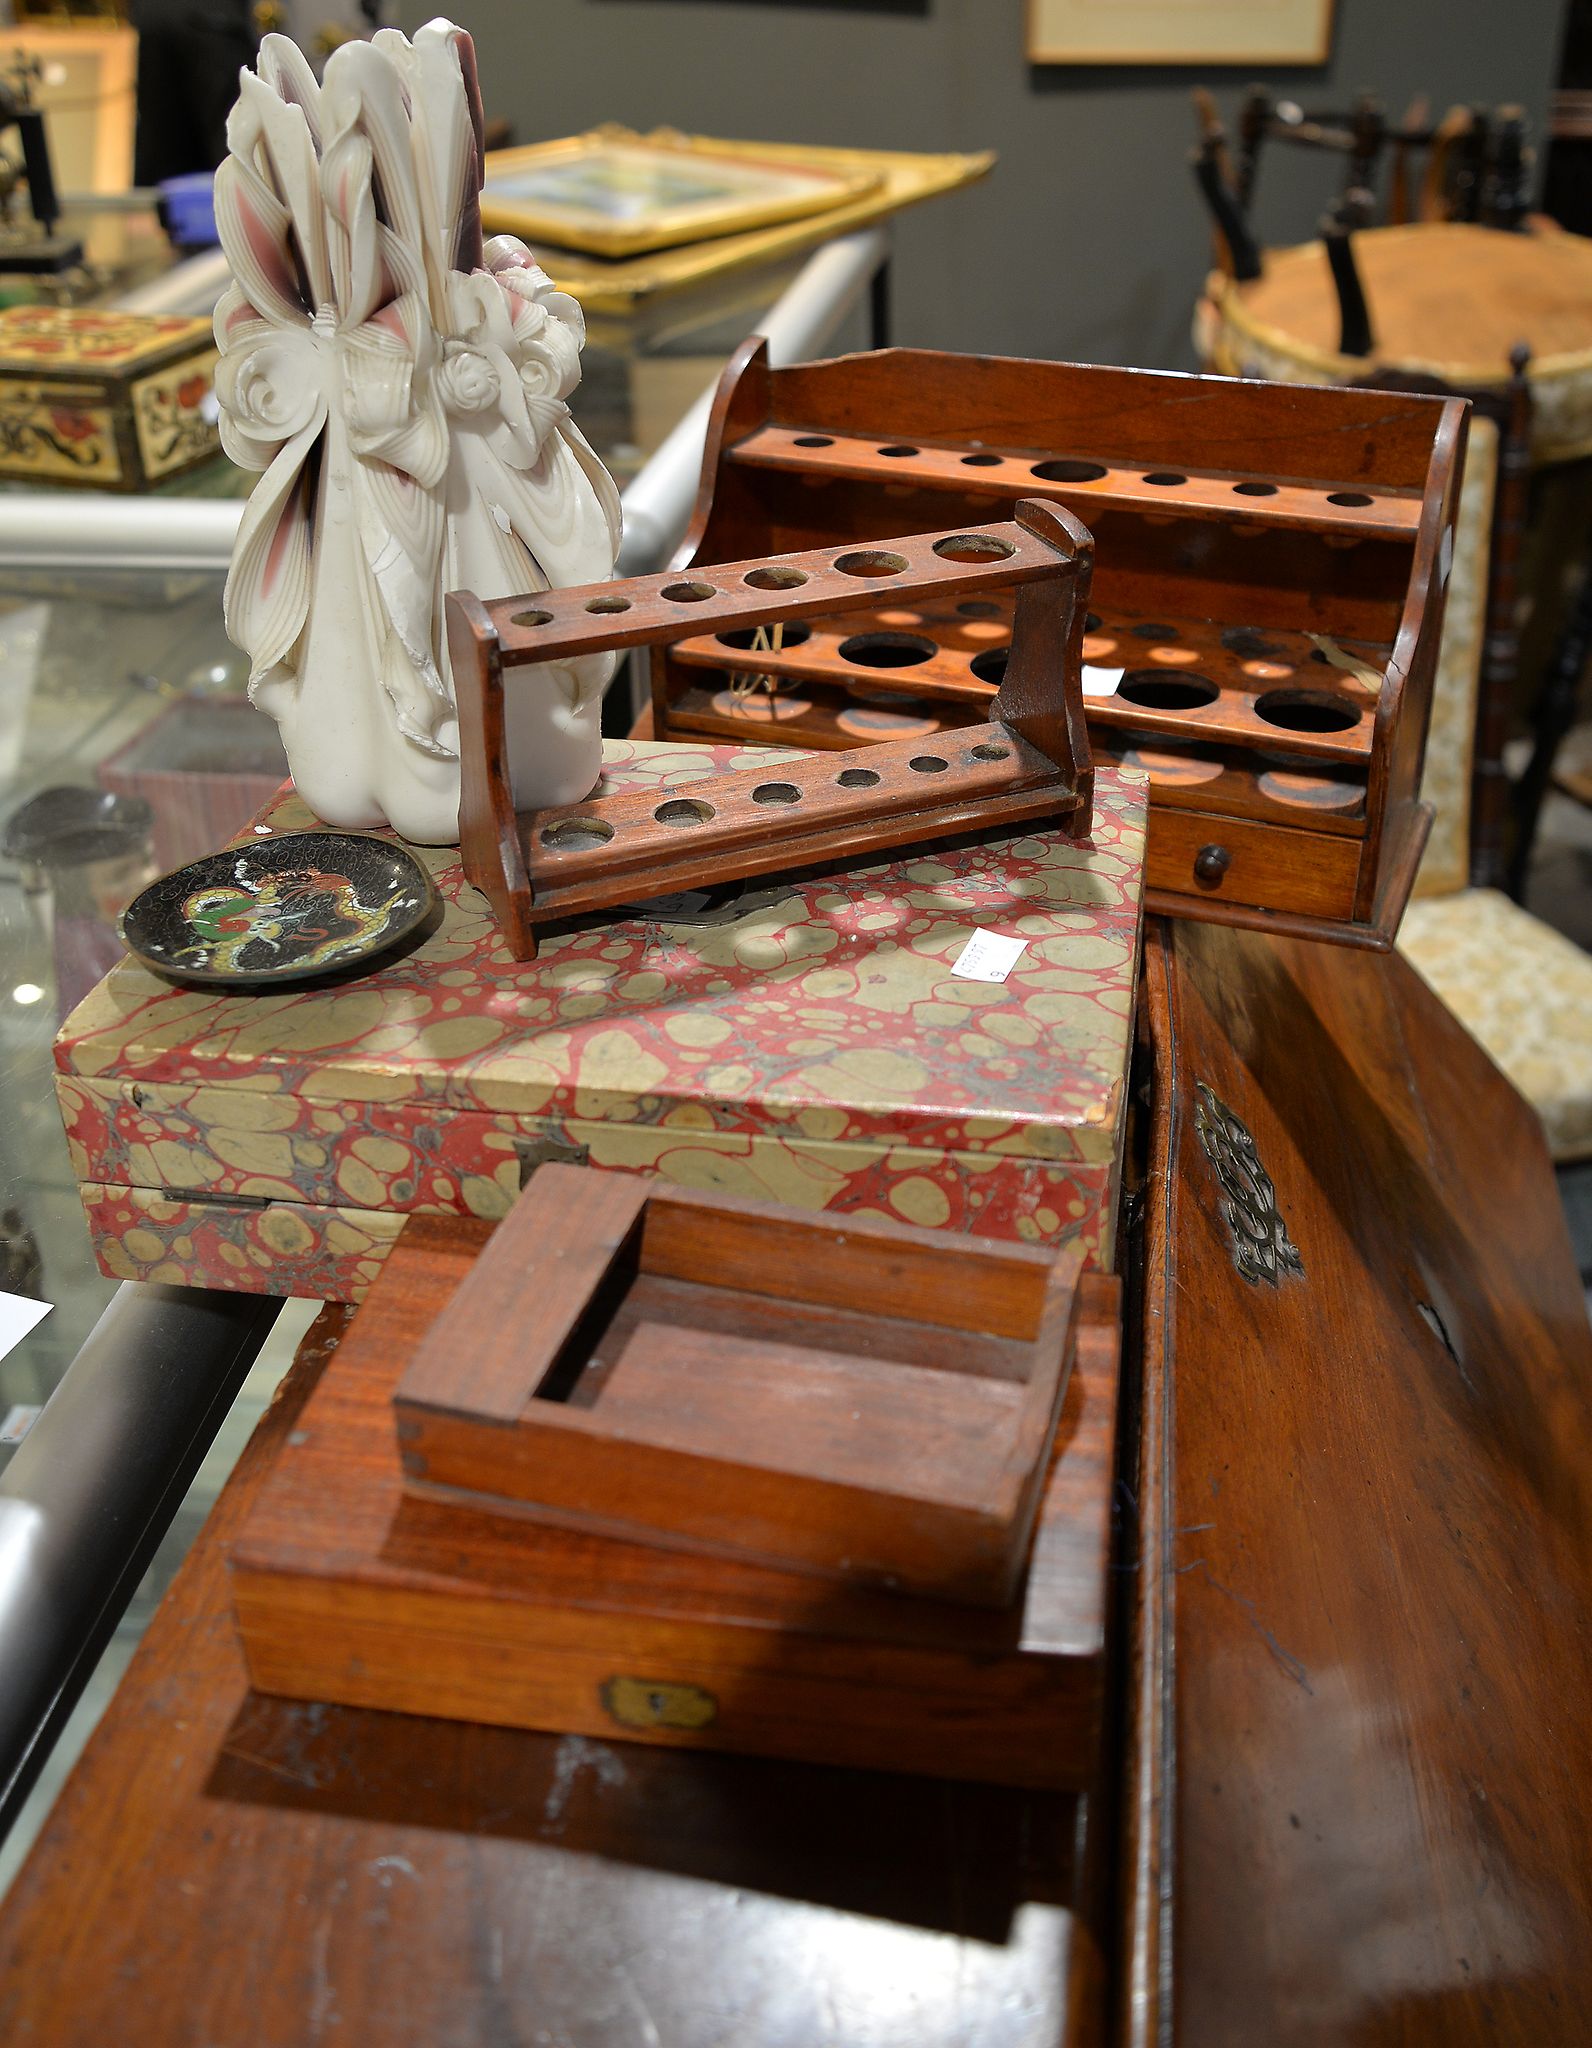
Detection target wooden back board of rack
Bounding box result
[649,341,1468,950]
[445,502,1093,961]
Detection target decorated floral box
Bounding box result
[56,743,1147,1302]
[0,308,221,491]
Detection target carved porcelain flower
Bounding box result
[215,329,324,462]
[210,23,621,843]
[438,344,498,414]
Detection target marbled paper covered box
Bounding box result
[56,743,1146,1302]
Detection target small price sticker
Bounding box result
[1082,664,1123,698]
[0,1404,41,1448]
[952,929,1028,983]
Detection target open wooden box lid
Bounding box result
[394,1165,1082,1607]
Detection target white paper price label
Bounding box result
[0,1291,50,1366]
[952,929,1028,983]
[1082,664,1123,698]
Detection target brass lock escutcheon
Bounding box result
[600,1677,718,1732]
[1193,1080,1303,1287]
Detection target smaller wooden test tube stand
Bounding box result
[446,501,1096,960]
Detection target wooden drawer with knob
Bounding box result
[1142,807,1362,923]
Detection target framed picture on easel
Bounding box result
[1026,0,1334,65]
[479,126,881,258]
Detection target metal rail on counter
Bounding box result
[0,227,889,582]
[0,223,890,1847]
[0,1286,281,1841]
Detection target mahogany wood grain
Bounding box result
[476,511,1080,669]
[729,345,1451,489]
[1126,915,1592,2044]
[1368,794,1435,936]
[1139,888,1391,953]
[663,678,981,748]
[670,597,1385,768]
[442,1315,1036,1579]
[1141,804,1364,921]
[1359,396,1467,919]
[598,1322,1028,1454]
[572,1269,1038,1389]
[678,633,1011,708]
[729,423,1426,538]
[231,1217,1121,1785]
[0,1299,1115,2048]
[1095,744,1366,837]
[520,721,1078,906]
[635,1176,1056,1339]
[447,587,531,957]
[449,506,1095,959]
[662,340,1463,947]
[391,1172,1083,1605]
[396,1166,649,1423]
[715,487,1418,645]
[985,502,1094,812]
[659,687,1373,839]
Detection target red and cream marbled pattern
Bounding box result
[59,742,1146,1299]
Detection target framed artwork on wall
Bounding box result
[1026,0,1334,66]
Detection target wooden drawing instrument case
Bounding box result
[651,343,1467,948]
[230,1203,1121,1789]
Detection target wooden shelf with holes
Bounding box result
[649,343,1467,949]
[446,507,1096,962]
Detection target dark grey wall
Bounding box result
[399,0,1570,370]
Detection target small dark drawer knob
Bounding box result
[1194,843,1231,884]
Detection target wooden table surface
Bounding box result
[4,915,1592,2044]
[1217,220,1592,382]
[0,1309,1109,2048]
[1127,917,1592,2044]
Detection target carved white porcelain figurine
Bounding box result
[214,20,621,845]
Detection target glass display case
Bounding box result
[0,220,887,1882]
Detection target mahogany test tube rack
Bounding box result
[651,342,1468,949]
[446,500,1095,961]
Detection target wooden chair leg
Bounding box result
[1235,85,1269,213]
[1191,136,1262,283]
[1322,200,1373,356]
[1471,346,1533,892]
[1507,528,1592,900]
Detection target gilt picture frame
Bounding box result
[479,126,883,258]
[1026,0,1334,66]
